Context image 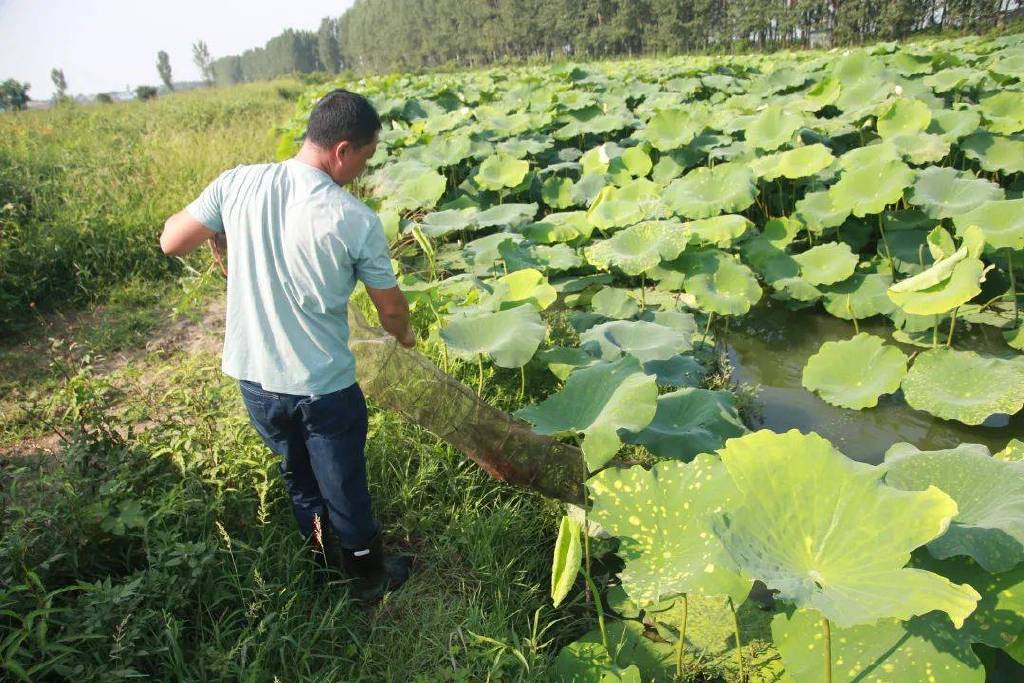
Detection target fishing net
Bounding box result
[347,304,587,504]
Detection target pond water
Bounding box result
[725,301,1024,464]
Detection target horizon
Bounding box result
[0,0,352,99]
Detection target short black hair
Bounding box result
[304,89,381,149]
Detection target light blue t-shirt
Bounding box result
[185,158,398,395]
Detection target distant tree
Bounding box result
[0,79,31,111]
[50,68,67,101]
[95,92,114,104]
[192,40,213,83]
[157,51,174,91]
[135,85,158,101]
[317,17,341,73]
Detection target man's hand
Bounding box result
[210,232,228,277]
[397,323,416,349]
[365,284,415,348]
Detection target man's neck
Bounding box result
[293,144,334,179]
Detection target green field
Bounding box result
[3,29,1024,683]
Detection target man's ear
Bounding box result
[334,139,351,160]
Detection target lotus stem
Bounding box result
[701,312,715,347]
[847,297,859,334]
[878,213,896,281]
[1010,251,1019,324]
[728,597,745,682]
[518,365,526,401]
[823,616,832,683]
[947,306,959,348]
[581,514,610,658]
[477,354,485,396]
[639,274,646,310]
[675,593,689,679]
[932,316,939,349]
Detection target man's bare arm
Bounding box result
[161,210,219,256]
[364,285,415,348]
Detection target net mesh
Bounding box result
[347,304,587,504]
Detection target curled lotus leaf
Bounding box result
[439,304,546,368]
[792,242,859,286]
[550,515,583,608]
[514,355,658,471]
[525,211,594,243]
[678,249,763,316]
[683,214,752,248]
[580,319,692,363]
[907,166,1005,219]
[620,388,747,461]
[588,455,753,607]
[979,91,1024,135]
[960,130,1024,174]
[794,190,850,232]
[488,268,557,310]
[772,609,984,683]
[590,287,640,319]
[744,105,803,151]
[828,159,915,217]
[474,152,530,191]
[884,442,1024,573]
[901,348,1024,425]
[822,270,897,319]
[887,240,986,316]
[714,429,981,628]
[801,333,909,409]
[584,221,689,275]
[664,163,757,219]
[953,198,1024,251]
[877,98,932,138]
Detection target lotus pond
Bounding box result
[280,30,1024,682]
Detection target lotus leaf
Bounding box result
[551,515,582,608]
[772,609,984,683]
[587,194,646,231]
[792,242,859,286]
[514,355,658,471]
[877,98,932,137]
[643,354,706,387]
[822,270,897,319]
[744,105,803,150]
[828,159,915,217]
[979,91,1024,134]
[888,131,951,164]
[464,231,522,271]
[375,160,447,212]
[590,287,640,319]
[802,333,909,409]
[929,107,982,141]
[638,109,702,151]
[953,198,1024,251]
[497,241,581,274]
[475,152,530,191]
[678,250,763,316]
[794,190,851,232]
[714,429,981,628]
[488,268,556,310]
[884,442,1024,572]
[683,214,752,248]
[907,166,1005,219]
[887,251,985,315]
[580,319,692,363]
[538,347,599,381]
[525,211,593,243]
[997,439,1024,462]
[960,130,1024,174]
[664,163,757,219]
[620,388,747,461]
[549,640,642,683]
[901,349,1024,425]
[620,146,652,177]
[584,221,689,275]
[588,455,752,606]
[541,175,575,209]
[474,202,537,228]
[419,207,478,237]
[772,143,835,179]
[440,304,545,368]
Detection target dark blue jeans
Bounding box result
[238,379,380,550]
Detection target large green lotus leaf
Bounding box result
[498,241,582,273]
[997,439,1024,462]
[901,349,1024,425]
[620,388,747,461]
[440,304,545,368]
[960,131,1024,174]
[664,163,757,219]
[474,202,537,228]
[588,455,753,606]
[714,429,981,628]
[538,346,599,381]
[796,76,841,111]
[887,256,985,315]
[621,146,652,177]
[587,195,646,231]
[549,639,642,683]
[541,175,575,209]
[837,141,902,171]
[801,333,909,409]
[907,166,1005,219]
[744,105,803,150]
[773,143,835,179]
[877,98,932,138]
[584,221,688,275]
[464,231,522,270]
[792,242,859,286]
[884,443,1024,572]
[589,286,641,319]
[795,190,851,232]
[643,354,706,388]
[953,199,1024,251]
[683,214,752,248]
[740,217,802,267]
[563,621,677,683]
[888,131,951,165]
[678,249,763,316]
[525,211,593,243]
[979,91,1024,135]
[928,107,982,141]
[580,319,692,363]
[474,152,530,191]
[822,270,897,319]
[419,207,479,237]
[514,356,657,471]
[828,159,915,217]
[924,66,980,93]
[488,268,556,310]
[376,161,447,212]
[772,609,984,683]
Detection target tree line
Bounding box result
[209,21,341,86]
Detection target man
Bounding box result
[159,89,414,603]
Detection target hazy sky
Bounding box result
[0,0,352,99]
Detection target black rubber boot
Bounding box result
[335,531,411,604]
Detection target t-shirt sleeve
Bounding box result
[184,170,230,233]
[354,215,398,288]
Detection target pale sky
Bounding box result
[0,0,353,99]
